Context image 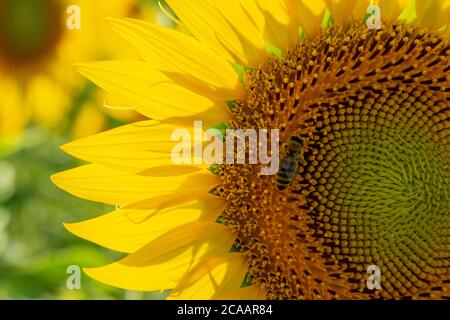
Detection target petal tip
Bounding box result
[63,222,78,235]
[50,173,62,187]
[82,267,98,280]
[60,141,81,157]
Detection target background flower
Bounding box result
[0,0,171,299]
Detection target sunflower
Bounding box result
[53,0,450,300]
[0,0,143,146]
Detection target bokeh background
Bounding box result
[0,0,172,299]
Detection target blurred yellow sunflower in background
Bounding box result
[53,0,449,300]
[0,0,159,147]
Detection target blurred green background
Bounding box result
[0,126,169,299]
[0,0,172,299]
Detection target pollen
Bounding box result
[218,23,449,300]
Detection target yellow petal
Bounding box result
[28,75,70,129]
[324,0,369,25]
[398,0,417,23]
[99,90,143,123]
[415,0,447,29]
[285,0,326,38]
[169,254,248,300]
[353,0,372,20]
[62,120,205,172]
[447,16,450,38]
[166,0,266,67]
[71,102,106,139]
[239,0,266,33]
[378,0,411,25]
[0,79,29,142]
[51,164,219,206]
[105,18,245,101]
[57,0,139,64]
[74,61,231,126]
[437,0,450,30]
[84,222,235,291]
[64,195,226,253]
[256,0,296,50]
[213,0,266,64]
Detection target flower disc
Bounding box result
[219,23,450,300]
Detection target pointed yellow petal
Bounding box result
[84,222,235,291]
[64,196,226,253]
[51,164,219,206]
[239,0,266,33]
[324,0,369,25]
[398,0,417,23]
[74,61,231,126]
[437,0,450,30]
[61,120,204,172]
[447,18,450,38]
[213,0,266,63]
[285,0,326,38]
[169,254,248,300]
[105,18,245,101]
[166,0,266,67]
[378,0,411,25]
[256,0,296,50]
[353,0,372,20]
[415,0,447,29]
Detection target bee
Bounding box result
[275,135,306,191]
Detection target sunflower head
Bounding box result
[54,0,450,300]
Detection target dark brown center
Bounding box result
[218,22,450,300]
